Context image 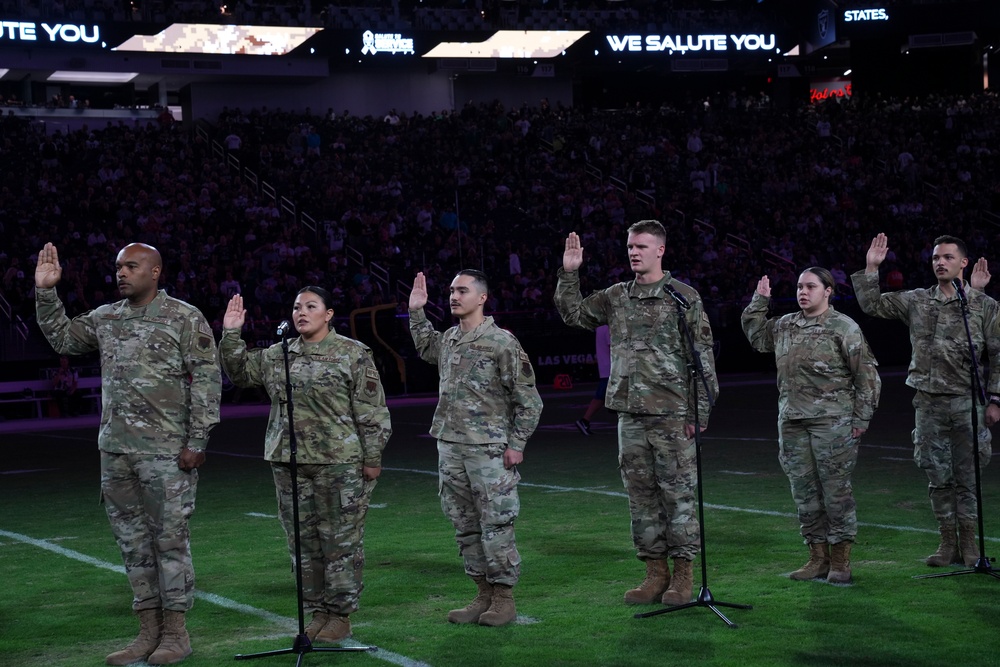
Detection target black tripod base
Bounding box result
[235,634,377,665]
[633,586,753,628]
[913,555,1000,581]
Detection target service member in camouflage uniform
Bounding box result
[554,221,719,607]
[409,269,542,627]
[34,242,220,666]
[742,268,881,584]
[854,234,1000,568]
[219,287,391,643]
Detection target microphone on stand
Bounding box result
[276,320,292,337]
[952,278,968,305]
[664,282,691,310]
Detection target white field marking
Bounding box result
[863,444,913,451]
[0,529,433,667]
[881,457,915,462]
[370,503,388,509]
[1,468,60,475]
[246,512,277,518]
[718,470,757,476]
[383,468,1000,542]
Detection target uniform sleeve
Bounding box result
[409,307,442,365]
[842,323,881,430]
[688,299,719,424]
[180,310,222,449]
[554,268,609,330]
[740,292,776,354]
[351,348,392,468]
[851,270,911,323]
[219,328,266,388]
[35,287,100,355]
[981,296,1000,395]
[498,339,543,452]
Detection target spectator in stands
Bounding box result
[50,354,80,417]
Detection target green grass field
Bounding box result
[2,372,999,667]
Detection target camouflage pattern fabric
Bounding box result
[36,288,221,452]
[618,414,699,561]
[741,294,881,544]
[101,452,198,611]
[912,391,992,522]
[438,440,521,586]
[778,416,859,544]
[553,268,718,423]
[37,287,219,612]
[219,329,391,466]
[741,293,881,428]
[408,309,542,450]
[852,271,999,521]
[272,462,375,616]
[555,268,716,562]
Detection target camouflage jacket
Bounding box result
[741,293,881,428]
[554,268,718,422]
[409,308,542,451]
[35,288,220,453]
[219,329,391,466]
[852,271,1000,396]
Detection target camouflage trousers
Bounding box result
[437,440,521,587]
[912,391,992,523]
[271,462,375,616]
[100,451,198,612]
[618,413,699,561]
[778,415,858,545]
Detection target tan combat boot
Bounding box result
[448,576,494,624]
[147,610,192,665]
[790,542,830,580]
[304,611,330,641]
[661,558,694,606]
[958,520,980,567]
[478,584,516,626]
[106,608,163,666]
[315,614,351,643]
[827,542,853,584]
[926,523,959,567]
[623,560,670,604]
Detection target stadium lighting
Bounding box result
[48,71,138,83]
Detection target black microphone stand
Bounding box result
[635,291,753,627]
[914,284,999,582]
[236,329,377,664]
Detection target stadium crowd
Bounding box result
[1,88,999,356]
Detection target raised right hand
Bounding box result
[409,272,428,310]
[224,294,246,329]
[866,233,888,272]
[755,275,771,298]
[35,243,62,288]
[563,232,584,272]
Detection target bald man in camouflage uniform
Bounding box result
[35,242,220,666]
[409,269,542,627]
[555,221,718,608]
[854,233,1000,568]
[743,268,881,584]
[219,287,391,643]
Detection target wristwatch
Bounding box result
[989,395,1000,407]
[186,447,205,454]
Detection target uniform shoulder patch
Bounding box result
[365,367,380,379]
[199,321,213,336]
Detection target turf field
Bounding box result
[2,370,999,667]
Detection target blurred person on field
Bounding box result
[853,233,998,568]
[35,242,220,666]
[408,269,542,627]
[51,354,80,417]
[219,287,390,643]
[575,324,611,435]
[742,268,881,584]
[554,220,719,608]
